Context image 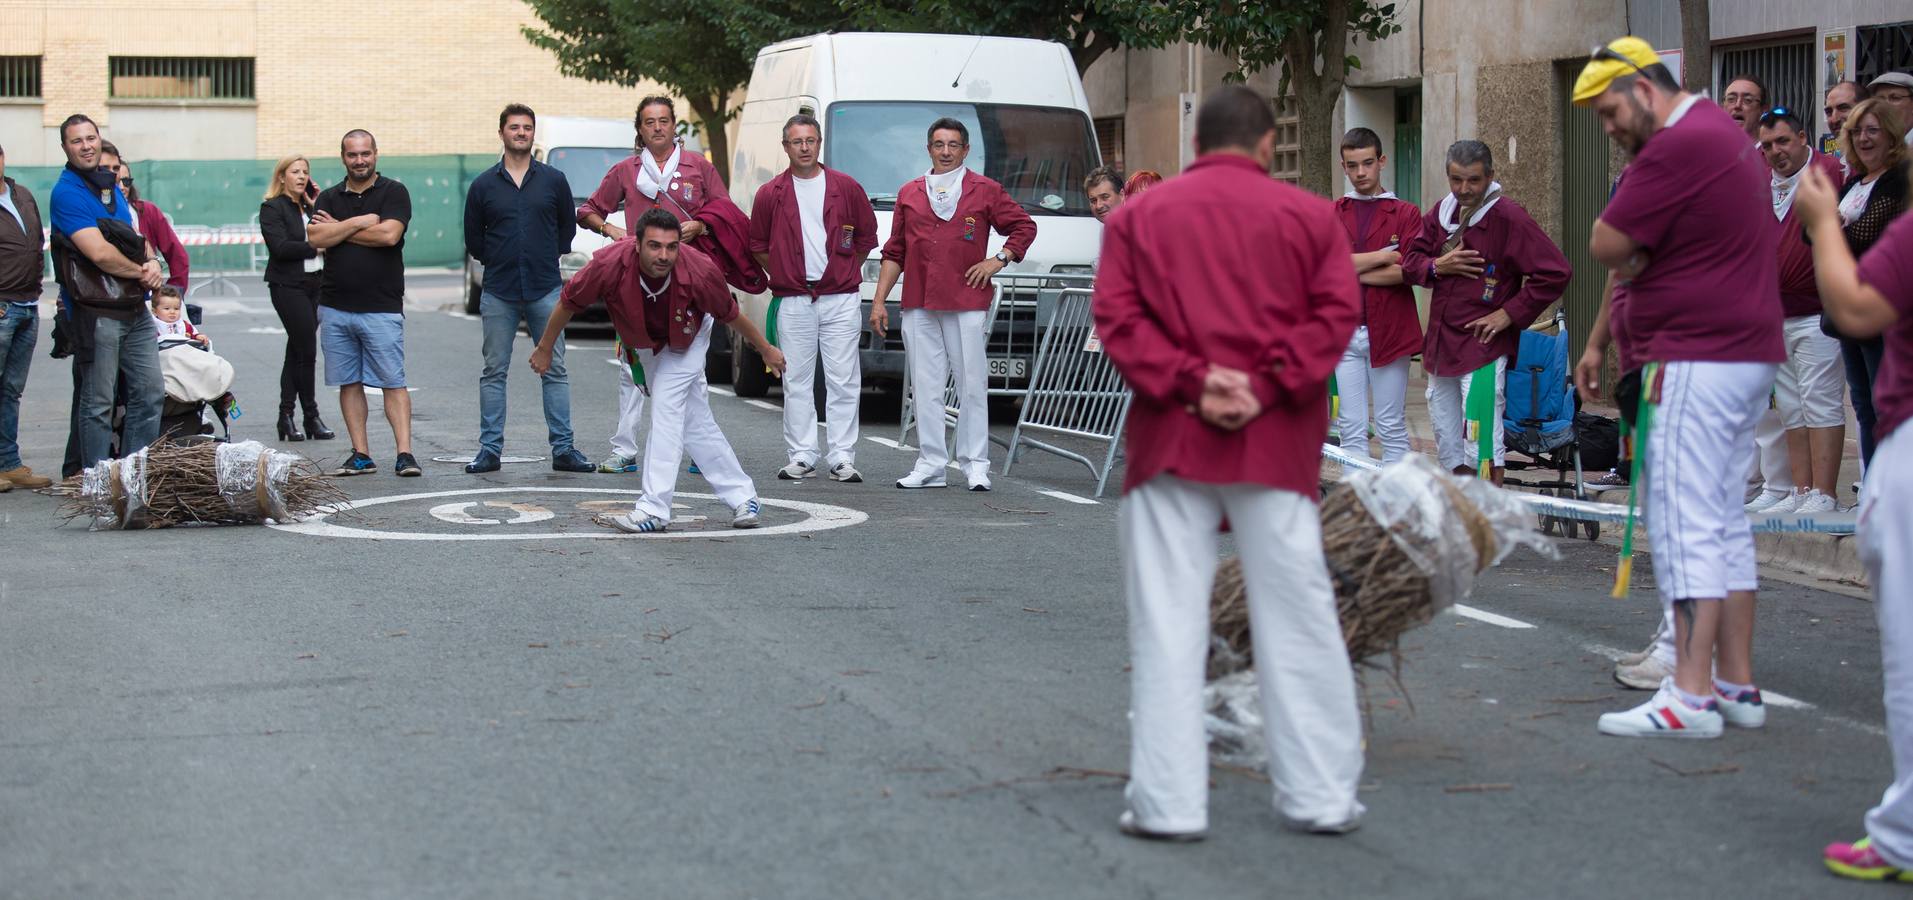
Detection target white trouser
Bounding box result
[1426,357,1506,471]
[1751,406,1793,493]
[610,349,646,460]
[1775,315,1847,430]
[902,308,989,479]
[1334,326,1412,465]
[1122,475,1366,833]
[630,317,755,522]
[1861,427,1913,866]
[777,292,862,468]
[1647,361,1775,602]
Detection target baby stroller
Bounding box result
[1502,313,1597,540]
[157,335,238,443]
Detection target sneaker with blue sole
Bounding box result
[334,451,377,477]
[597,453,639,474]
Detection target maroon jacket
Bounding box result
[1776,151,1844,318]
[749,166,879,297]
[1093,154,1359,497]
[135,199,190,291]
[1400,196,1569,377]
[1333,195,1424,366]
[578,149,766,293]
[560,239,738,354]
[880,170,1036,311]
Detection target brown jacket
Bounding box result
[0,177,43,303]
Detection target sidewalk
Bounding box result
[1339,368,1869,589]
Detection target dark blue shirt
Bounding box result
[464,157,576,302]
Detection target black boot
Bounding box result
[277,412,306,442]
[304,413,336,440]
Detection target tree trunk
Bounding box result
[1678,0,1712,93]
[1284,0,1349,197]
[684,94,733,187]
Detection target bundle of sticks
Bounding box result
[57,437,346,529]
[1209,477,1500,680]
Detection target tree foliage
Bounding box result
[841,0,1182,76]
[522,0,850,183]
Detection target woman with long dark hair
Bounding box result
[258,155,333,441]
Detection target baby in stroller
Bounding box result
[152,286,240,440]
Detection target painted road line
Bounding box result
[447,312,477,321]
[744,399,780,412]
[1763,691,1814,710]
[1037,489,1099,506]
[1451,605,1536,629]
[866,437,903,449]
[270,488,866,542]
[709,386,736,397]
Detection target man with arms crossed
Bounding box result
[1333,127,1423,465]
[1095,85,1364,841]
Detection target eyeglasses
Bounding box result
[782,137,819,147]
[1850,126,1886,139]
[929,141,967,151]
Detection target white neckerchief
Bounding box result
[1771,149,1814,222]
[640,273,672,304]
[1436,181,1504,236]
[1665,92,1703,128]
[924,167,964,221]
[1342,190,1397,201]
[637,144,683,202]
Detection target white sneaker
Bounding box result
[1618,621,1667,667]
[895,469,948,489]
[732,498,761,528]
[607,513,668,534]
[967,474,992,492]
[1794,490,1837,515]
[777,460,816,480]
[1615,653,1675,690]
[828,462,863,483]
[1760,490,1808,516]
[1745,488,1790,513]
[1714,684,1767,729]
[1597,680,1723,739]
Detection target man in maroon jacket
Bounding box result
[870,117,1037,491]
[1400,141,1571,482]
[749,114,878,484]
[1094,85,1365,842]
[1333,127,1423,465]
[531,208,785,534]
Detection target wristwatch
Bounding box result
[994,250,1012,265]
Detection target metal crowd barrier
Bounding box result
[1001,287,1132,497]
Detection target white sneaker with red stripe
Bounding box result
[1714,684,1767,728]
[1596,679,1723,739]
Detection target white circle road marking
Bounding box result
[428,455,546,464]
[268,487,867,541]
[429,500,555,525]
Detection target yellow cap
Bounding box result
[1573,36,1661,105]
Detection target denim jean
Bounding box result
[479,287,572,455]
[80,313,162,468]
[0,303,39,470]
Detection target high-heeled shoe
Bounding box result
[304,414,336,440]
[277,413,306,442]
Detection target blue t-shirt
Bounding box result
[49,167,137,306]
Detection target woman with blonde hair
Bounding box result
[258,155,333,441]
[1829,99,1908,479]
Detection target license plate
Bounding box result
[987,357,1027,378]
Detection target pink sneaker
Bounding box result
[1824,837,1913,882]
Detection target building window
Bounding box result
[0,56,40,99]
[1272,94,1301,184]
[109,57,255,101]
[1714,39,1812,119]
[1094,115,1124,172]
[1857,21,1913,84]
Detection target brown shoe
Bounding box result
[0,466,51,489]
[0,476,13,492]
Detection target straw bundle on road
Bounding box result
[57,437,346,529]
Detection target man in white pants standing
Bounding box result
[1796,159,1913,882]
[1574,37,1785,739]
[531,208,786,533]
[1094,85,1365,841]
[870,117,1036,491]
[1333,127,1423,465]
[749,113,878,483]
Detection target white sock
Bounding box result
[1671,684,1714,711]
[1713,677,1754,698]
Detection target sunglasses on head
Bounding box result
[1758,107,1796,124]
[1591,46,1652,78]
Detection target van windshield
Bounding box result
[824,102,1099,216]
[544,146,629,202]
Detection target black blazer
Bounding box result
[259,194,319,286]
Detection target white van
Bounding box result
[462,116,703,323]
[726,32,1104,397]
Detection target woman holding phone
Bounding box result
[258,155,334,441]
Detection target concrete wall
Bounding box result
[105,105,258,161]
[0,0,676,160]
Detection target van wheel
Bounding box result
[732,332,774,398]
[463,259,482,315]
